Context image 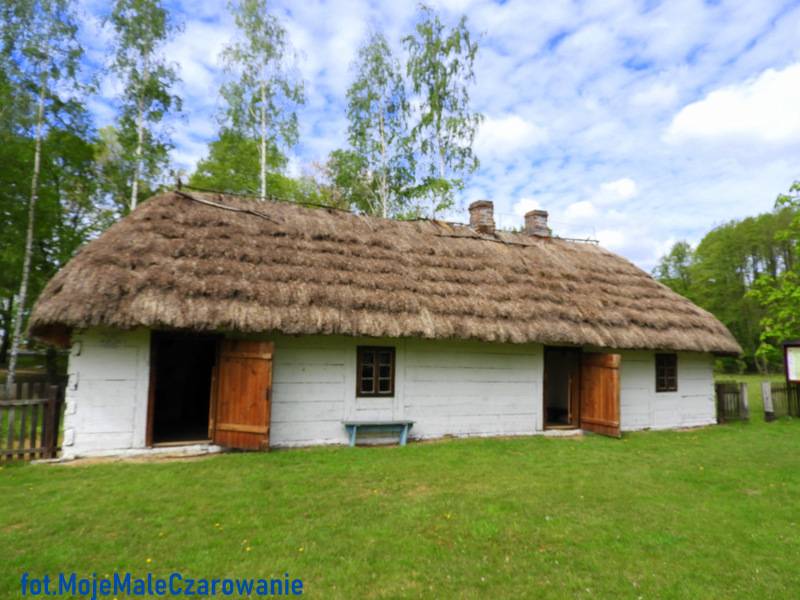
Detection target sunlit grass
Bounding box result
[2,403,799,598]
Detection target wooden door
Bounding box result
[212,340,273,450]
[579,353,621,438]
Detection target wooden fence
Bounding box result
[762,382,800,420]
[0,378,65,461]
[715,382,750,423]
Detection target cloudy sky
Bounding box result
[80,0,800,270]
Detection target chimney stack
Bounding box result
[469,200,495,235]
[525,209,551,237]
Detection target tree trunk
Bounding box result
[433,136,446,218]
[378,112,388,218]
[130,97,145,211]
[6,77,46,393]
[0,295,13,365]
[130,54,149,212]
[259,80,267,201]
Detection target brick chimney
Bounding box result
[525,209,551,237]
[469,200,495,235]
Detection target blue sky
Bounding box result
[79,0,800,270]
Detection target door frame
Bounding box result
[543,346,582,429]
[146,330,222,447]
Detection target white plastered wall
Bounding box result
[61,328,151,458]
[268,335,544,447]
[618,350,716,430]
[62,328,717,456]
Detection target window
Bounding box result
[655,353,678,392]
[357,346,395,397]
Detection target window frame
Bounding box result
[356,346,396,398]
[655,353,678,393]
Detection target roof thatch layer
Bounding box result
[29,191,741,354]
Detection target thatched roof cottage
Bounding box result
[30,191,741,457]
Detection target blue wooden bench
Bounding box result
[343,420,414,447]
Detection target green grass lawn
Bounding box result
[2,380,799,598]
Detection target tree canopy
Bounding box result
[654,198,798,372]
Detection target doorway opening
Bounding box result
[544,347,581,428]
[149,332,218,445]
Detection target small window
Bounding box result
[655,353,678,392]
[357,346,395,397]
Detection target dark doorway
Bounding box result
[544,347,581,428]
[150,332,217,444]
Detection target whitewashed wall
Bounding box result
[63,328,717,456]
[61,328,150,458]
[618,351,716,430]
[269,335,543,447]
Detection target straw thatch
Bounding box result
[29,191,741,355]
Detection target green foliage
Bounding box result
[319,149,373,211]
[404,4,482,216]
[190,128,283,195]
[108,0,182,212]
[749,181,800,363]
[654,201,799,372]
[652,241,694,298]
[189,128,331,206]
[221,0,304,199]
[2,0,85,135]
[1,0,89,380]
[345,32,413,217]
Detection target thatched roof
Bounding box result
[29,191,741,355]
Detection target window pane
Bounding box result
[358,347,395,397]
[656,354,677,392]
[360,378,374,394]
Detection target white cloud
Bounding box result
[564,200,598,221]
[666,62,800,144]
[512,197,541,217]
[595,228,627,251]
[631,82,679,108]
[599,177,638,201]
[474,114,548,160]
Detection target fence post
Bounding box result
[739,382,750,420]
[43,385,62,459]
[714,383,724,423]
[762,382,775,421]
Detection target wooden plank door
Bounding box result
[579,353,621,438]
[212,340,273,450]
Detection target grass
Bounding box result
[1,377,799,598]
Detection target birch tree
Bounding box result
[4,0,83,391]
[404,5,482,216]
[108,0,181,212]
[346,32,412,218]
[221,0,304,201]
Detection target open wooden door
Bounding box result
[580,353,621,438]
[211,340,273,450]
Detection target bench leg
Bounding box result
[400,424,409,446]
[348,425,357,447]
